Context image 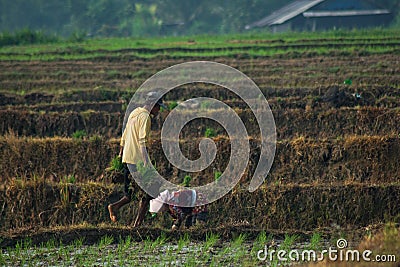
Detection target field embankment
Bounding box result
[0,31,399,261]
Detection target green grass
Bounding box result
[107,155,124,172]
[1,44,398,61]
[205,127,217,138]
[2,28,399,50]
[0,28,399,61]
[71,129,87,140]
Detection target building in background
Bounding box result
[245,0,394,32]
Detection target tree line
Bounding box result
[0,0,399,38]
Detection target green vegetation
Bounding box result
[307,232,322,251]
[62,175,76,184]
[168,101,178,110]
[214,170,222,183]
[1,27,399,267]
[107,156,124,172]
[6,229,394,267]
[71,129,87,140]
[0,29,60,46]
[0,28,399,61]
[1,0,399,38]
[136,161,159,187]
[181,175,192,187]
[205,127,217,138]
[0,232,334,266]
[89,134,103,143]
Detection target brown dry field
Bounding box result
[0,51,399,250]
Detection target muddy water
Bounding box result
[2,238,346,266]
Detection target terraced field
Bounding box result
[0,30,399,265]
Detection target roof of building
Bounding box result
[245,0,325,29]
[245,0,390,29]
[303,9,390,17]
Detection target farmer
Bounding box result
[108,91,166,227]
[149,189,208,230]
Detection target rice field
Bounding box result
[0,29,399,266]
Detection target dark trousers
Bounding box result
[123,163,133,198]
[123,163,155,199]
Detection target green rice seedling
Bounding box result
[220,242,231,255]
[105,250,114,266]
[250,231,271,261]
[14,240,22,259]
[3,248,12,265]
[5,247,14,265]
[22,238,32,250]
[89,134,103,143]
[143,236,152,252]
[344,78,353,85]
[231,234,247,263]
[181,175,192,187]
[210,254,219,267]
[0,250,5,266]
[45,238,56,250]
[185,255,197,267]
[74,250,85,266]
[72,129,87,139]
[2,38,397,61]
[164,242,175,265]
[204,232,219,251]
[13,239,32,265]
[205,127,216,138]
[204,127,217,138]
[232,233,246,248]
[116,236,127,265]
[98,235,114,250]
[152,232,168,249]
[307,232,322,251]
[136,161,159,188]
[121,102,128,111]
[269,234,299,266]
[257,231,269,244]
[214,170,222,183]
[200,100,213,110]
[56,242,66,262]
[73,236,85,248]
[65,174,76,184]
[168,101,178,110]
[214,240,235,266]
[201,233,220,263]
[16,89,26,96]
[0,238,5,265]
[59,181,71,208]
[282,234,299,249]
[82,245,97,266]
[107,155,124,172]
[64,246,75,265]
[121,235,132,250]
[177,233,190,252]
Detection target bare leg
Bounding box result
[133,196,150,227]
[108,196,130,222]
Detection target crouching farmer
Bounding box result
[149,189,208,230]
